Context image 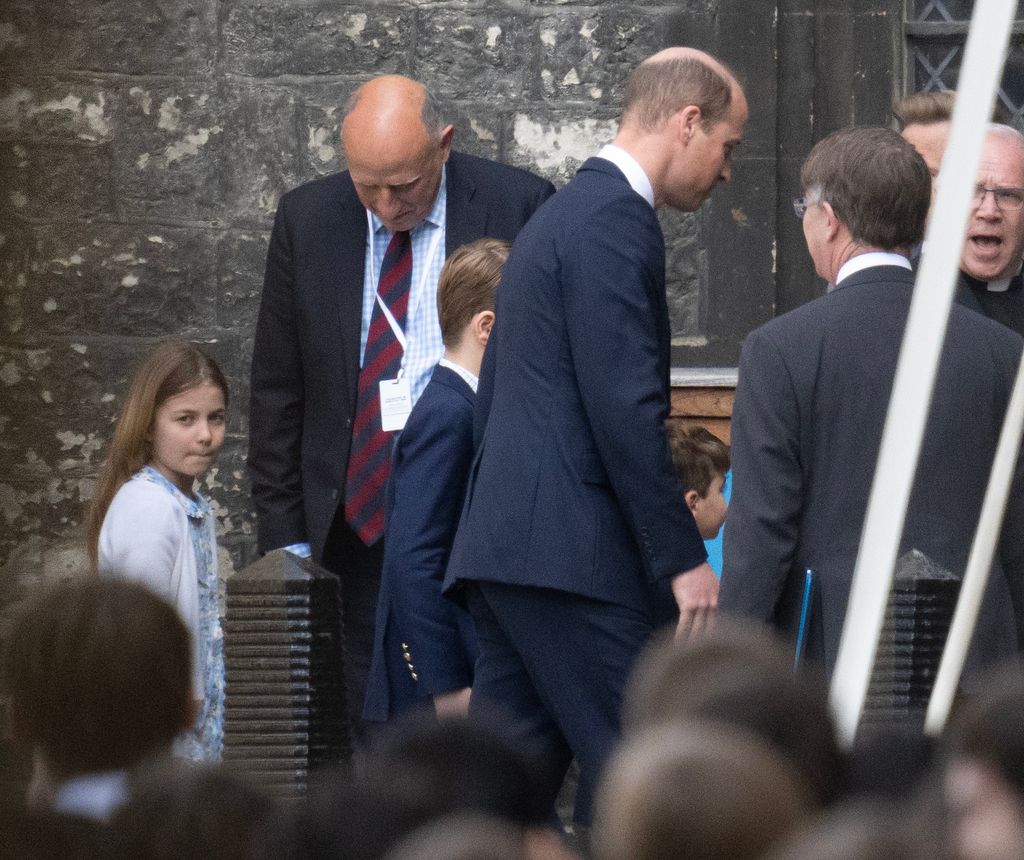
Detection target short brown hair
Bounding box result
[437,238,509,349]
[623,55,735,132]
[800,127,931,250]
[892,90,955,130]
[892,89,1007,128]
[1,578,192,778]
[667,424,730,496]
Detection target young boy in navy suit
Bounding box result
[666,425,730,541]
[364,238,509,723]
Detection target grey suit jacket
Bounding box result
[721,264,1024,675]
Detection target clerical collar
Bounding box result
[961,270,1023,294]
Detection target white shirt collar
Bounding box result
[596,144,655,208]
[835,251,912,287]
[439,357,479,393]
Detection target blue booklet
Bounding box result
[773,566,818,672]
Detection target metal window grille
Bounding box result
[906,1,1024,129]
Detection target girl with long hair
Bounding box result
[87,339,228,761]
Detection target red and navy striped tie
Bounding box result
[344,230,412,545]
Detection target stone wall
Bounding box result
[0,0,904,627]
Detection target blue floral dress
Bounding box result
[137,466,225,761]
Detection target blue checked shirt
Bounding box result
[361,167,447,406]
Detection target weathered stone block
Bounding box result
[446,103,505,162]
[716,6,777,163]
[190,331,251,435]
[661,208,703,342]
[293,81,357,179]
[113,81,224,221]
[528,0,714,6]
[35,0,218,76]
[1,139,115,221]
[536,8,666,106]
[0,2,33,72]
[199,434,255,573]
[776,156,821,315]
[0,534,90,641]
[218,229,269,338]
[813,13,856,134]
[13,225,218,338]
[0,78,115,144]
[222,3,411,78]
[777,12,815,160]
[698,156,777,365]
[0,223,31,340]
[852,12,901,128]
[416,10,535,102]
[0,340,147,569]
[506,109,618,185]
[659,8,717,51]
[220,83,303,228]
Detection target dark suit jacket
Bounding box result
[364,364,479,721]
[445,157,707,612]
[721,265,1024,674]
[248,152,555,560]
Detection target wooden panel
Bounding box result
[670,387,735,418]
[669,386,736,445]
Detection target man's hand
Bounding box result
[671,561,719,641]
[433,686,472,720]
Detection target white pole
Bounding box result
[925,357,1024,736]
[828,0,1018,748]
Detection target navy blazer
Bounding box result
[446,158,707,613]
[248,152,555,560]
[364,364,480,721]
[722,265,1024,674]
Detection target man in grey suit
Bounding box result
[721,127,1024,675]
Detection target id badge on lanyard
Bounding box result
[367,217,444,432]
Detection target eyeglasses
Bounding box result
[792,196,817,219]
[973,186,1024,212]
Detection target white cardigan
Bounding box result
[98,473,212,698]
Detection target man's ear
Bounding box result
[474,310,495,346]
[438,124,455,162]
[677,105,703,144]
[822,200,842,241]
[684,489,701,511]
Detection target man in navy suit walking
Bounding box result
[445,48,748,827]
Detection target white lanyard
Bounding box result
[367,213,445,355]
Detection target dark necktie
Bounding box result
[344,230,412,545]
